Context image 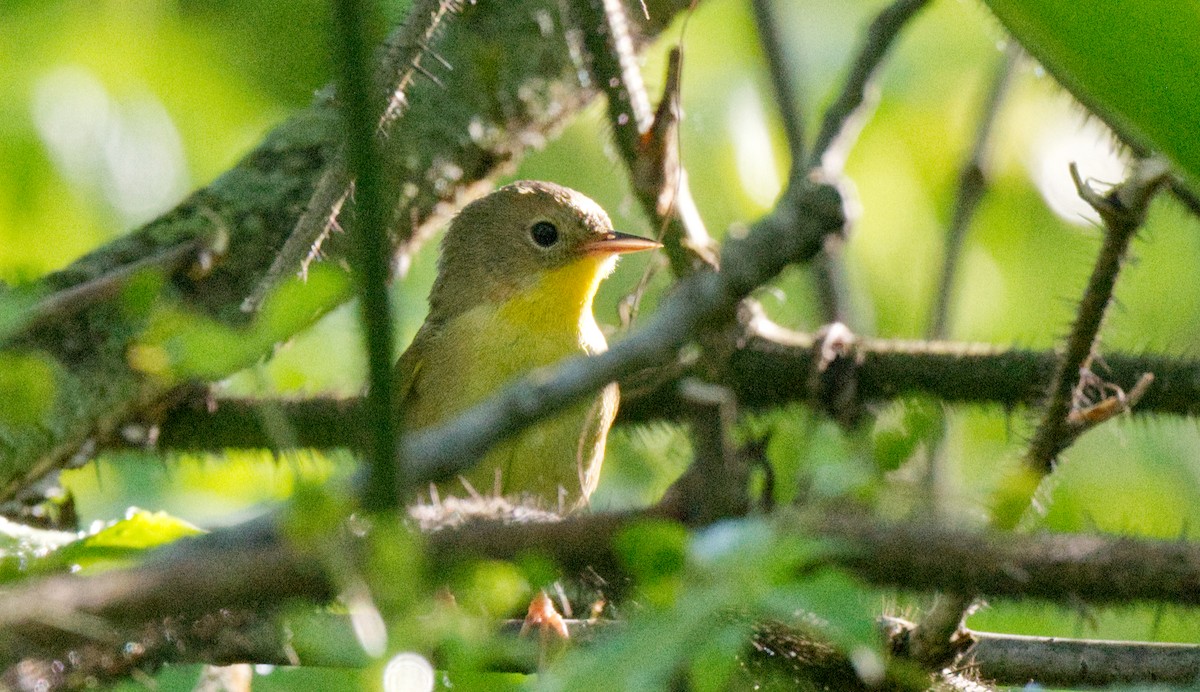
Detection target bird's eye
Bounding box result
[530,221,559,248]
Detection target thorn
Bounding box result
[412,61,444,88]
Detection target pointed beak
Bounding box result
[582,231,662,256]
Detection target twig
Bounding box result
[927,45,1020,339]
[1168,175,1200,218]
[656,380,748,524]
[807,0,930,171]
[1024,157,1170,474]
[911,47,1019,655]
[905,594,974,670]
[568,0,719,275]
[801,0,933,322]
[331,0,402,509]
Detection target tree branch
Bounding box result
[148,333,1200,451]
[0,0,698,503]
[5,508,1200,677]
[1024,158,1169,474]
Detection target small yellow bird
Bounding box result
[395,180,660,508]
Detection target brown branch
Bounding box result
[567,2,719,276]
[1024,158,1170,474]
[146,335,1200,451]
[5,509,1200,670]
[963,627,1200,688]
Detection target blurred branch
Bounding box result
[3,611,366,692]
[927,45,1019,339]
[568,1,719,275]
[807,0,931,171]
[330,0,402,509]
[0,0,699,503]
[1168,176,1200,218]
[751,0,805,167]
[911,47,1020,667]
[1024,158,1169,475]
[6,508,1200,680]
[962,626,1200,688]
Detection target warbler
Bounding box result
[394,180,660,508]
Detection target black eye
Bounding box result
[530,221,559,248]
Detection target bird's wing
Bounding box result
[393,321,437,419]
[393,340,424,413]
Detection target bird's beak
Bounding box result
[582,231,662,255]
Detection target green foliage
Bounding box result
[131,265,352,380]
[0,351,58,427]
[541,518,881,691]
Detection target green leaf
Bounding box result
[0,508,203,583]
[983,0,1200,186]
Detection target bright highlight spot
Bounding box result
[31,65,188,227]
[1028,116,1128,226]
[728,84,783,210]
[382,652,435,692]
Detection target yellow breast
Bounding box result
[403,255,620,506]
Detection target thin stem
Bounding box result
[751,0,806,167]
[331,0,402,510]
[927,45,1019,340]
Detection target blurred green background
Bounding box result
[4,0,1200,683]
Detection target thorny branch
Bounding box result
[1024,157,1170,474]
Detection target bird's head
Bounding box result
[429,181,660,319]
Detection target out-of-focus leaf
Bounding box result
[872,398,944,472]
[543,517,881,691]
[983,0,1200,186]
[130,265,352,380]
[614,519,687,608]
[0,508,202,583]
[0,350,58,427]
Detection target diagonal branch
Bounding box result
[807,0,931,171]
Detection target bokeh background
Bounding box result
[3,0,1200,686]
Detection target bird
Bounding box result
[394,180,660,510]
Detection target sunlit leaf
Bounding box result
[0,508,202,583]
